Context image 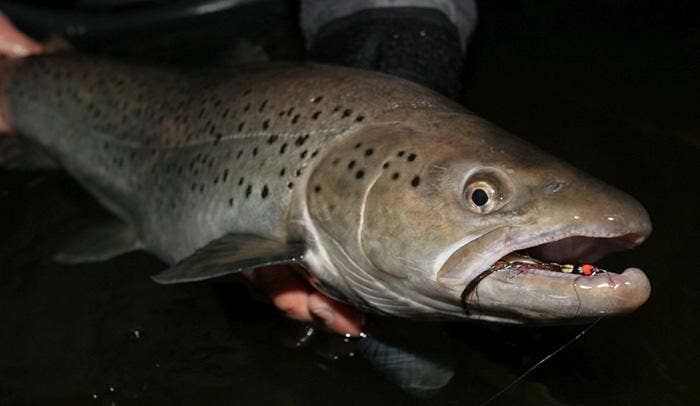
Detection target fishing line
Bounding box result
[479,316,604,406]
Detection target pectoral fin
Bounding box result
[53,220,143,264]
[152,234,305,284]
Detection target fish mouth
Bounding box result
[457,232,651,323]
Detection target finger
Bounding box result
[0,12,43,58]
[252,266,314,323]
[308,291,365,337]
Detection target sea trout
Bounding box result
[0,55,651,324]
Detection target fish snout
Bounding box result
[540,174,652,246]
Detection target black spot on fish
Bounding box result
[311,150,319,158]
[238,122,245,132]
[296,169,303,177]
[295,134,309,146]
[237,150,243,159]
[292,114,300,124]
[280,168,286,176]
[243,89,251,96]
[253,147,258,157]
[407,153,417,161]
[342,109,352,118]
[312,96,323,103]
[312,111,321,120]
[331,158,340,166]
[222,107,230,118]
[300,150,308,159]
[411,176,421,187]
[199,184,204,192]
[261,185,269,198]
[223,169,229,182]
[365,148,374,157]
[348,160,356,170]
[354,143,361,149]
[262,120,269,130]
[245,184,252,198]
[280,143,287,154]
[355,170,365,179]
[383,162,390,169]
[287,182,294,189]
[278,111,285,117]
[267,135,278,144]
[287,107,295,116]
[238,177,244,185]
[355,115,365,122]
[398,151,405,157]
[314,185,321,193]
[392,172,400,180]
[333,106,341,112]
[259,100,268,112]
[228,198,233,206]
[214,133,222,145]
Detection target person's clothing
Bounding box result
[300,0,477,98]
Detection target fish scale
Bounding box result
[5,55,442,263]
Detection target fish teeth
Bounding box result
[561,264,574,273]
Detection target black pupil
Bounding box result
[471,189,489,206]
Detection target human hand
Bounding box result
[244,266,365,336]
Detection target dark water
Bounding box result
[1,1,698,405]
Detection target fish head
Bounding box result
[306,110,651,324]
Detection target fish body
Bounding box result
[2,55,652,323]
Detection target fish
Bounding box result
[0,54,652,324]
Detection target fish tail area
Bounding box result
[0,135,58,170]
[0,58,59,170]
[0,58,17,135]
[0,57,58,170]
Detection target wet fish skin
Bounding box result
[5,55,435,262]
[3,55,652,324]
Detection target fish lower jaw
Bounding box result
[458,232,651,323]
[464,266,650,323]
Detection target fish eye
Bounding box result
[463,170,512,214]
[471,188,489,206]
[465,181,496,213]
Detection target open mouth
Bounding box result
[460,233,651,321]
[497,234,641,275]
